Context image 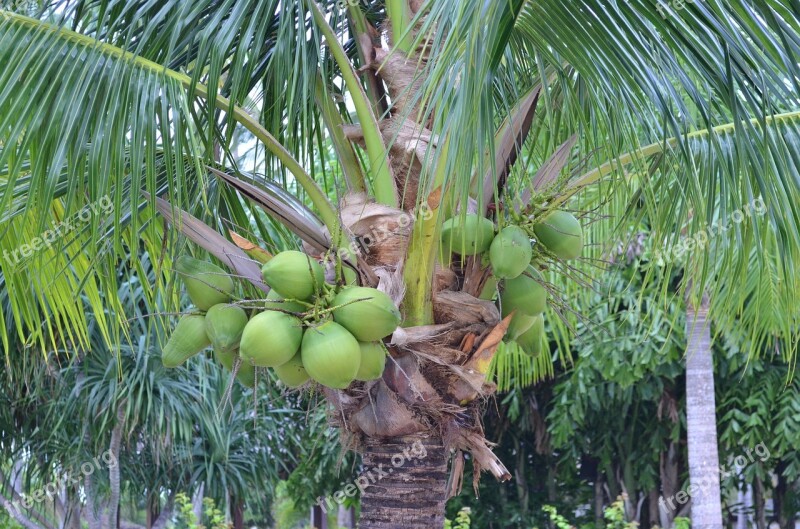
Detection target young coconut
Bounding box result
[239,311,303,367]
[214,349,256,388]
[355,342,387,381]
[506,311,538,341]
[264,289,306,313]
[440,214,495,256]
[175,256,235,311]
[489,226,532,279]
[500,266,547,317]
[204,304,248,353]
[301,321,361,389]
[533,210,583,260]
[261,250,325,300]
[515,313,545,356]
[273,351,310,388]
[331,286,401,342]
[162,315,211,368]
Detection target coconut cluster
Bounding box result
[440,210,583,355]
[162,251,401,391]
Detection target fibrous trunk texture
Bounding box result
[685,295,723,529]
[358,436,449,529]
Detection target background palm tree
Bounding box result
[1,1,799,528]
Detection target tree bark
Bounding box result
[594,473,605,529]
[150,494,174,529]
[648,489,660,529]
[107,405,125,529]
[753,474,766,529]
[337,505,355,529]
[191,483,205,525]
[358,436,449,529]
[659,441,680,529]
[311,505,328,529]
[774,460,794,529]
[230,496,244,529]
[685,294,723,529]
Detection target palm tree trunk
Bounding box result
[685,294,723,529]
[107,405,125,529]
[336,505,355,528]
[358,437,449,529]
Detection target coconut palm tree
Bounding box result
[1,1,799,528]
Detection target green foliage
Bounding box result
[0,511,23,529]
[673,517,691,529]
[174,493,230,529]
[602,496,637,529]
[444,507,472,529]
[542,505,575,529]
[541,497,638,529]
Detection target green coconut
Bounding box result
[479,275,499,301]
[355,342,387,381]
[175,256,234,311]
[301,321,361,389]
[162,315,211,368]
[261,250,325,300]
[264,289,306,313]
[332,287,401,341]
[489,226,532,279]
[239,311,303,367]
[533,210,583,260]
[273,351,310,388]
[516,314,545,356]
[500,266,547,317]
[440,214,495,256]
[204,304,248,353]
[214,349,256,388]
[506,312,537,341]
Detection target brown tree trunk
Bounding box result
[311,505,328,529]
[659,441,680,528]
[753,474,766,529]
[230,497,243,529]
[594,473,605,529]
[358,436,449,529]
[774,461,793,529]
[648,489,660,529]
[145,497,159,529]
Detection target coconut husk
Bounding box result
[372,48,425,118]
[339,193,412,268]
[352,380,428,437]
[390,323,453,348]
[383,352,440,405]
[447,450,466,499]
[433,290,500,325]
[443,419,511,486]
[434,265,458,292]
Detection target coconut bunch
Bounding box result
[440,209,583,357]
[161,250,401,391]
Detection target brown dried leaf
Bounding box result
[465,314,513,373]
[229,231,272,264]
